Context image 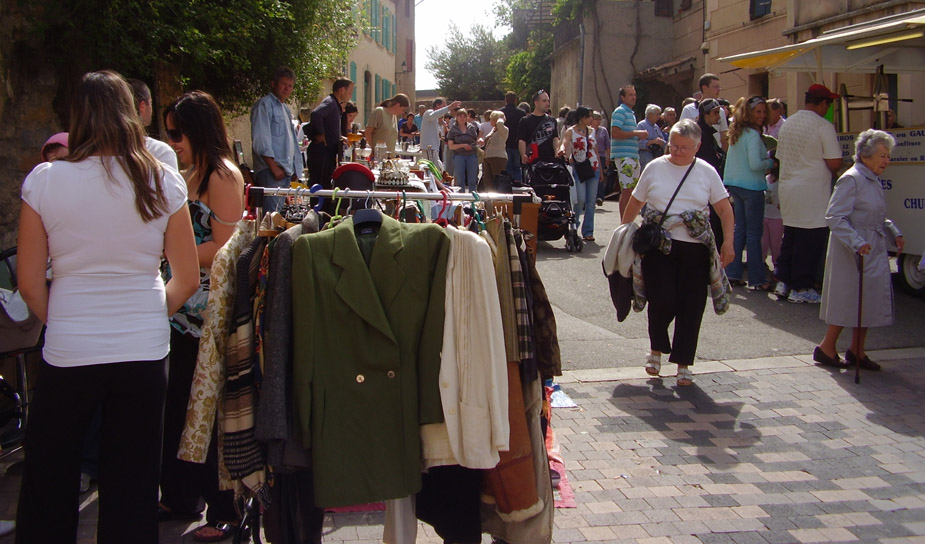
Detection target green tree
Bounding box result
[504,32,552,100]
[426,24,506,101]
[27,0,360,113]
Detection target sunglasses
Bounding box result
[166,129,183,143]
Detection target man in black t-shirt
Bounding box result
[500,91,526,182]
[518,90,559,166]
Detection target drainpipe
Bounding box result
[578,21,585,106]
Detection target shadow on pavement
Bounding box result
[608,380,761,466]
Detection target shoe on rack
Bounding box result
[773,281,790,299]
[787,288,821,304]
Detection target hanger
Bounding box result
[434,190,450,228]
[353,189,383,230]
[310,183,326,212]
[471,192,486,232]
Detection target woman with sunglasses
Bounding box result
[723,95,775,291]
[160,91,246,542]
[15,70,198,543]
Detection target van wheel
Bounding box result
[897,253,925,296]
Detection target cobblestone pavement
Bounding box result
[1,348,924,543]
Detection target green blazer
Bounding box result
[291,215,449,507]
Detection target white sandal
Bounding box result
[645,354,661,376]
[677,366,693,386]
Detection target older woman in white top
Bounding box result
[481,111,508,192]
[814,129,904,371]
[15,70,198,544]
[622,119,734,386]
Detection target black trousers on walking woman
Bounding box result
[641,240,711,366]
[16,358,167,544]
[159,328,236,523]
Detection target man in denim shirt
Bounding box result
[251,67,303,211]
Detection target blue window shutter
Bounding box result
[350,62,357,101]
[375,74,381,103]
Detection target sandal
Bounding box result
[676,366,693,386]
[192,522,240,542]
[645,354,661,376]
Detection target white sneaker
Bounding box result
[773,281,790,299]
[788,288,821,304]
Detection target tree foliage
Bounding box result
[26,0,360,113]
[426,24,506,101]
[504,32,552,100]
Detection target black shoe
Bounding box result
[845,350,881,371]
[813,346,847,369]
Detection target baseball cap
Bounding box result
[806,84,839,100]
[698,98,721,115]
[41,132,69,161]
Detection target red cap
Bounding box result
[806,84,839,100]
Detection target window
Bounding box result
[393,17,398,53]
[373,0,380,43]
[375,74,381,104]
[383,9,391,51]
[406,0,410,18]
[655,0,672,17]
[350,62,358,101]
[750,0,771,20]
[406,39,414,72]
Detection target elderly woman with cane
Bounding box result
[814,129,904,371]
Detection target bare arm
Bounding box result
[825,158,843,172]
[621,195,645,224]
[713,197,735,268]
[196,164,245,268]
[16,203,49,323]
[163,205,200,316]
[611,125,648,140]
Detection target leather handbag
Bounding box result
[573,156,595,181]
[631,159,697,255]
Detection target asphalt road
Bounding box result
[533,198,925,372]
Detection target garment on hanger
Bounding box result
[178,220,254,488]
[255,212,322,466]
[420,226,509,469]
[223,235,269,504]
[290,215,449,507]
[516,232,562,380]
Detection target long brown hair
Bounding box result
[164,91,234,197]
[67,70,167,222]
[379,93,410,108]
[727,95,767,146]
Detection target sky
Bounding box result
[414,0,509,91]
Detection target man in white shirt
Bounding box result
[419,97,461,170]
[127,79,179,171]
[773,84,844,304]
[679,73,728,150]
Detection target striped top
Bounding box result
[610,104,639,160]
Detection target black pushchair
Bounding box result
[525,160,583,252]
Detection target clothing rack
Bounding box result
[245,186,537,207]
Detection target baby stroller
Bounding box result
[525,160,583,252]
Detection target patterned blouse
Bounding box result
[167,199,215,338]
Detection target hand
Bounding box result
[636,130,649,139]
[556,149,566,158]
[896,236,905,253]
[449,101,462,110]
[464,144,472,151]
[654,137,666,147]
[857,243,872,256]
[522,154,529,163]
[271,164,287,181]
[720,241,734,268]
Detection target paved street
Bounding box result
[1,199,923,542]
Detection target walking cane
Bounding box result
[854,253,864,385]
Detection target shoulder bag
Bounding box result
[631,159,697,255]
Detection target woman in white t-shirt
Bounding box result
[15,70,199,544]
[621,119,734,386]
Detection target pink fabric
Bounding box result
[762,217,784,268]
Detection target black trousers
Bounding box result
[159,329,236,522]
[641,240,711,365]
[775,226,829,290]
[16,357,167,544]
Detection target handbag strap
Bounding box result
[657,158,697,227]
